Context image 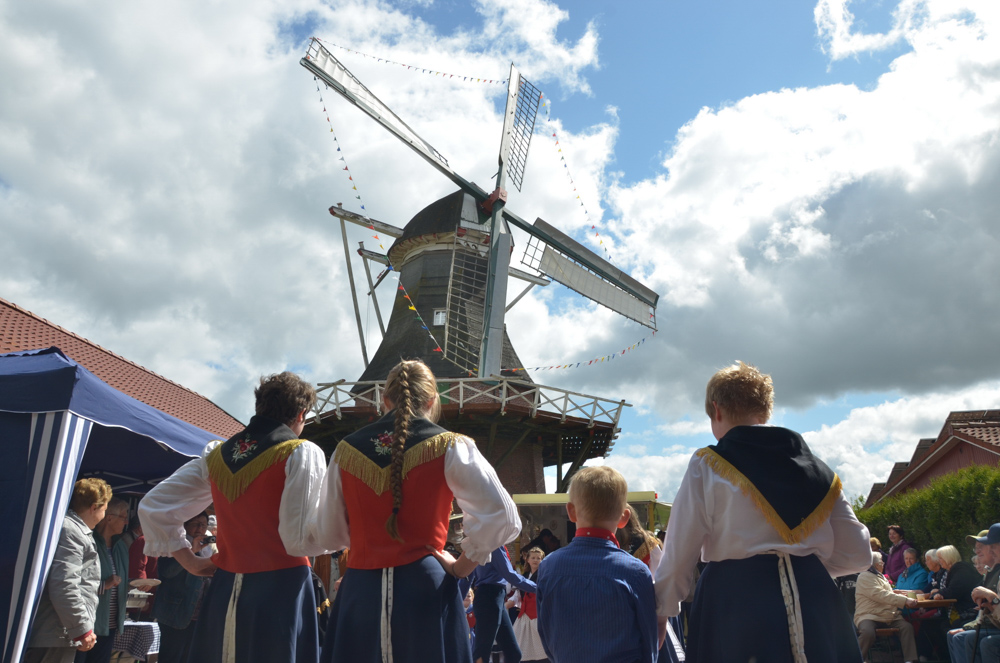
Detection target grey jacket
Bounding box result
[28,510,102,648]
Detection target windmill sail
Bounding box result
[301,39,486,199]
[444,230,490,375]
[497,67,541,193]
[521,218,658,329]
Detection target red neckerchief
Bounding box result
[575,527,620,548]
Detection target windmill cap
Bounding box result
[974,524,1000,546]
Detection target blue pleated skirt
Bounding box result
[187,565,319,663]
[320,555,472,663]
[687,554,862,663]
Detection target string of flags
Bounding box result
[394,270,446,355]
[509,330,657,372]
[315,77,441,351]
[315,77,373,222]
[313,38,508,86]
[539,99,616,266]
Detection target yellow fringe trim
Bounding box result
[333,432,462,496]
[695,447,843,545]
[207,438,306,503]
[633,533,661,562]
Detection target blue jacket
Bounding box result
[93,533,130,636]
[895,564,929,592]
[470,546,536,593]
[153,556,209,629]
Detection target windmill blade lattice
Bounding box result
[504,73,542,192]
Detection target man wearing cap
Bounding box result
[967,528,1000,589]
[947,524,1000,663]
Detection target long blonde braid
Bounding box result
[383,359,440,542]
[385,364,413,541]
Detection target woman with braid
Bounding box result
[316,359,522,663]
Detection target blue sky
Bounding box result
[2,0,999,503]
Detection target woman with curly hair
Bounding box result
[316,359,522,663]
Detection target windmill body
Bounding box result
[301,39,657,493]
[358,190,530,383]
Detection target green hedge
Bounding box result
[855,464,1000,561]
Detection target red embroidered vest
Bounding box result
[207,438,311,574]
[518,591,537,620]
[334,416,460,570]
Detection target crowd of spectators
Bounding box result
[837,522,1000,663]
[26,361,1000,663]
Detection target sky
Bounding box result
[2,0,999,504]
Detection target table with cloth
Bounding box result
[112,621,160,661]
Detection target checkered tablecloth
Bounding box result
[113,621,160,661]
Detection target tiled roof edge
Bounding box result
[0,296,242,426]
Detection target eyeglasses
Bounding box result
[108,513,128,521]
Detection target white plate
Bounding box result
[129,578,161,588]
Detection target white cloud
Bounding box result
[3,0,1000,514]
[0,0,601,421]
[804,381,1000,499]
[601,450,696,503]
[537,0,1000,424]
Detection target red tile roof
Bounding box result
[864,410,1000,507]
[0,297,243,438]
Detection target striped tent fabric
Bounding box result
[3,411,93,662]
[0,347,218,663]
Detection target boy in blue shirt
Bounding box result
[536,466,658,663]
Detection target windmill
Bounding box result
[300,39,660,494]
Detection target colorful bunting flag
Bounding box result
[312,37,508,86]
[506,331,657,373]
[543,98,617,265]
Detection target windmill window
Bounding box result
[433,309,446,326]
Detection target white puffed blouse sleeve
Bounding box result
[139,442,218,558]
[445,435,522,565]
[279,441,336,557]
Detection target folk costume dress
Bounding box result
[511,570,546,662]
[315,412,522,663]
[139,415,331,663]
[654,425,873,663]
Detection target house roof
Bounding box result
[864,409,1000,507]
[0,297,243,438]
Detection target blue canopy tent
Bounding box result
[0,347,221,662]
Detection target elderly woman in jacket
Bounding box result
[856,551,919,663]
[77,497,131,663]
[25,479,112,663]
[895,548,930,594]
[931,544,981,622]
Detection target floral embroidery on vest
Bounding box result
[231,433,258,462]
[373,432,393,456]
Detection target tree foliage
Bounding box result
[855,465,1000,561]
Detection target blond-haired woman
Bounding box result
[25,479,111,663]
[316,359,522,663]
[931,544,979,621]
